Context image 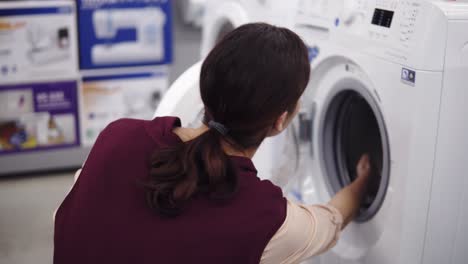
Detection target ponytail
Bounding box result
[145,128,237,217]
[145,23,310,217]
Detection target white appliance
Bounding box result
[200,0,298,57]
[200,0,249,57]
[27,24,70,65]
[178,0,207,27]
[91,7,166,65]
[288,0,468,263]
[157,0,468,263]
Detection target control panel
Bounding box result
[397,0,420,48]
[330,0,449,71]
[362,0,422,49]
[291,0,456,70]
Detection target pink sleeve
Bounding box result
[260,199,343,264]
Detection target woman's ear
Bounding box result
[268,101,301,137]
[275,111,289,131]
[268,111,289,137]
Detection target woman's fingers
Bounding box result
[357,154,371,178]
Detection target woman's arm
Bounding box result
[261,155,371,263]
[328,154,371,229]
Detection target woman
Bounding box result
[54,23,370,264]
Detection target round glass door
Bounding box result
[319,82,390,222]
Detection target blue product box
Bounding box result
[0,81,80,154]
[77,0,172,70]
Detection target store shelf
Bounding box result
[0,146,90,176]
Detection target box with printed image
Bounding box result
[0,0,78,83]
[0,81,80,154]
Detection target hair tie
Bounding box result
[208,120,229,136]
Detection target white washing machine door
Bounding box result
[154,62,299,186]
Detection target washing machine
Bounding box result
[156,0,468,263]
[287,0,468,263]
[200,0,298,57]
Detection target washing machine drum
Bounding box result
[320,90,390,222]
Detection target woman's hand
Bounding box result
[328,154,371,229]
[356,154,371,181]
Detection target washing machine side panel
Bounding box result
[423,20,468,264]
[394,71,444,264]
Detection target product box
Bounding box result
[0,81,80,154]
[80,69,168,145]
[77,0,173,70]
[0,1,79,84]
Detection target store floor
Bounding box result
[0,172,73,263]
[0,6,201,263]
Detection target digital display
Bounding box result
[371,8,394,28]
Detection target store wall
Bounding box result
[0,0,196,175]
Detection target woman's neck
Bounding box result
[173,125,258,159]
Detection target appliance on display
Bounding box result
[178,0,206,27]
[77,0,172,70]
[91,7,166,65]
[27,25,70,65]
[156,0,468,263]
[200,0,297,57]
[81,69,168,146]
[0,0,78,83]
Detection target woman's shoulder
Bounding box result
[84,117,181,157]
[82,117,182,171]
[143,116,182,146]
[98,116,181,142]
[96,118,147,143]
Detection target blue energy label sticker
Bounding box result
[401,68,416,86]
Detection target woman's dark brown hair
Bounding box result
[145,23,310,217]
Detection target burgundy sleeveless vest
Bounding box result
[54,117,286,264]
